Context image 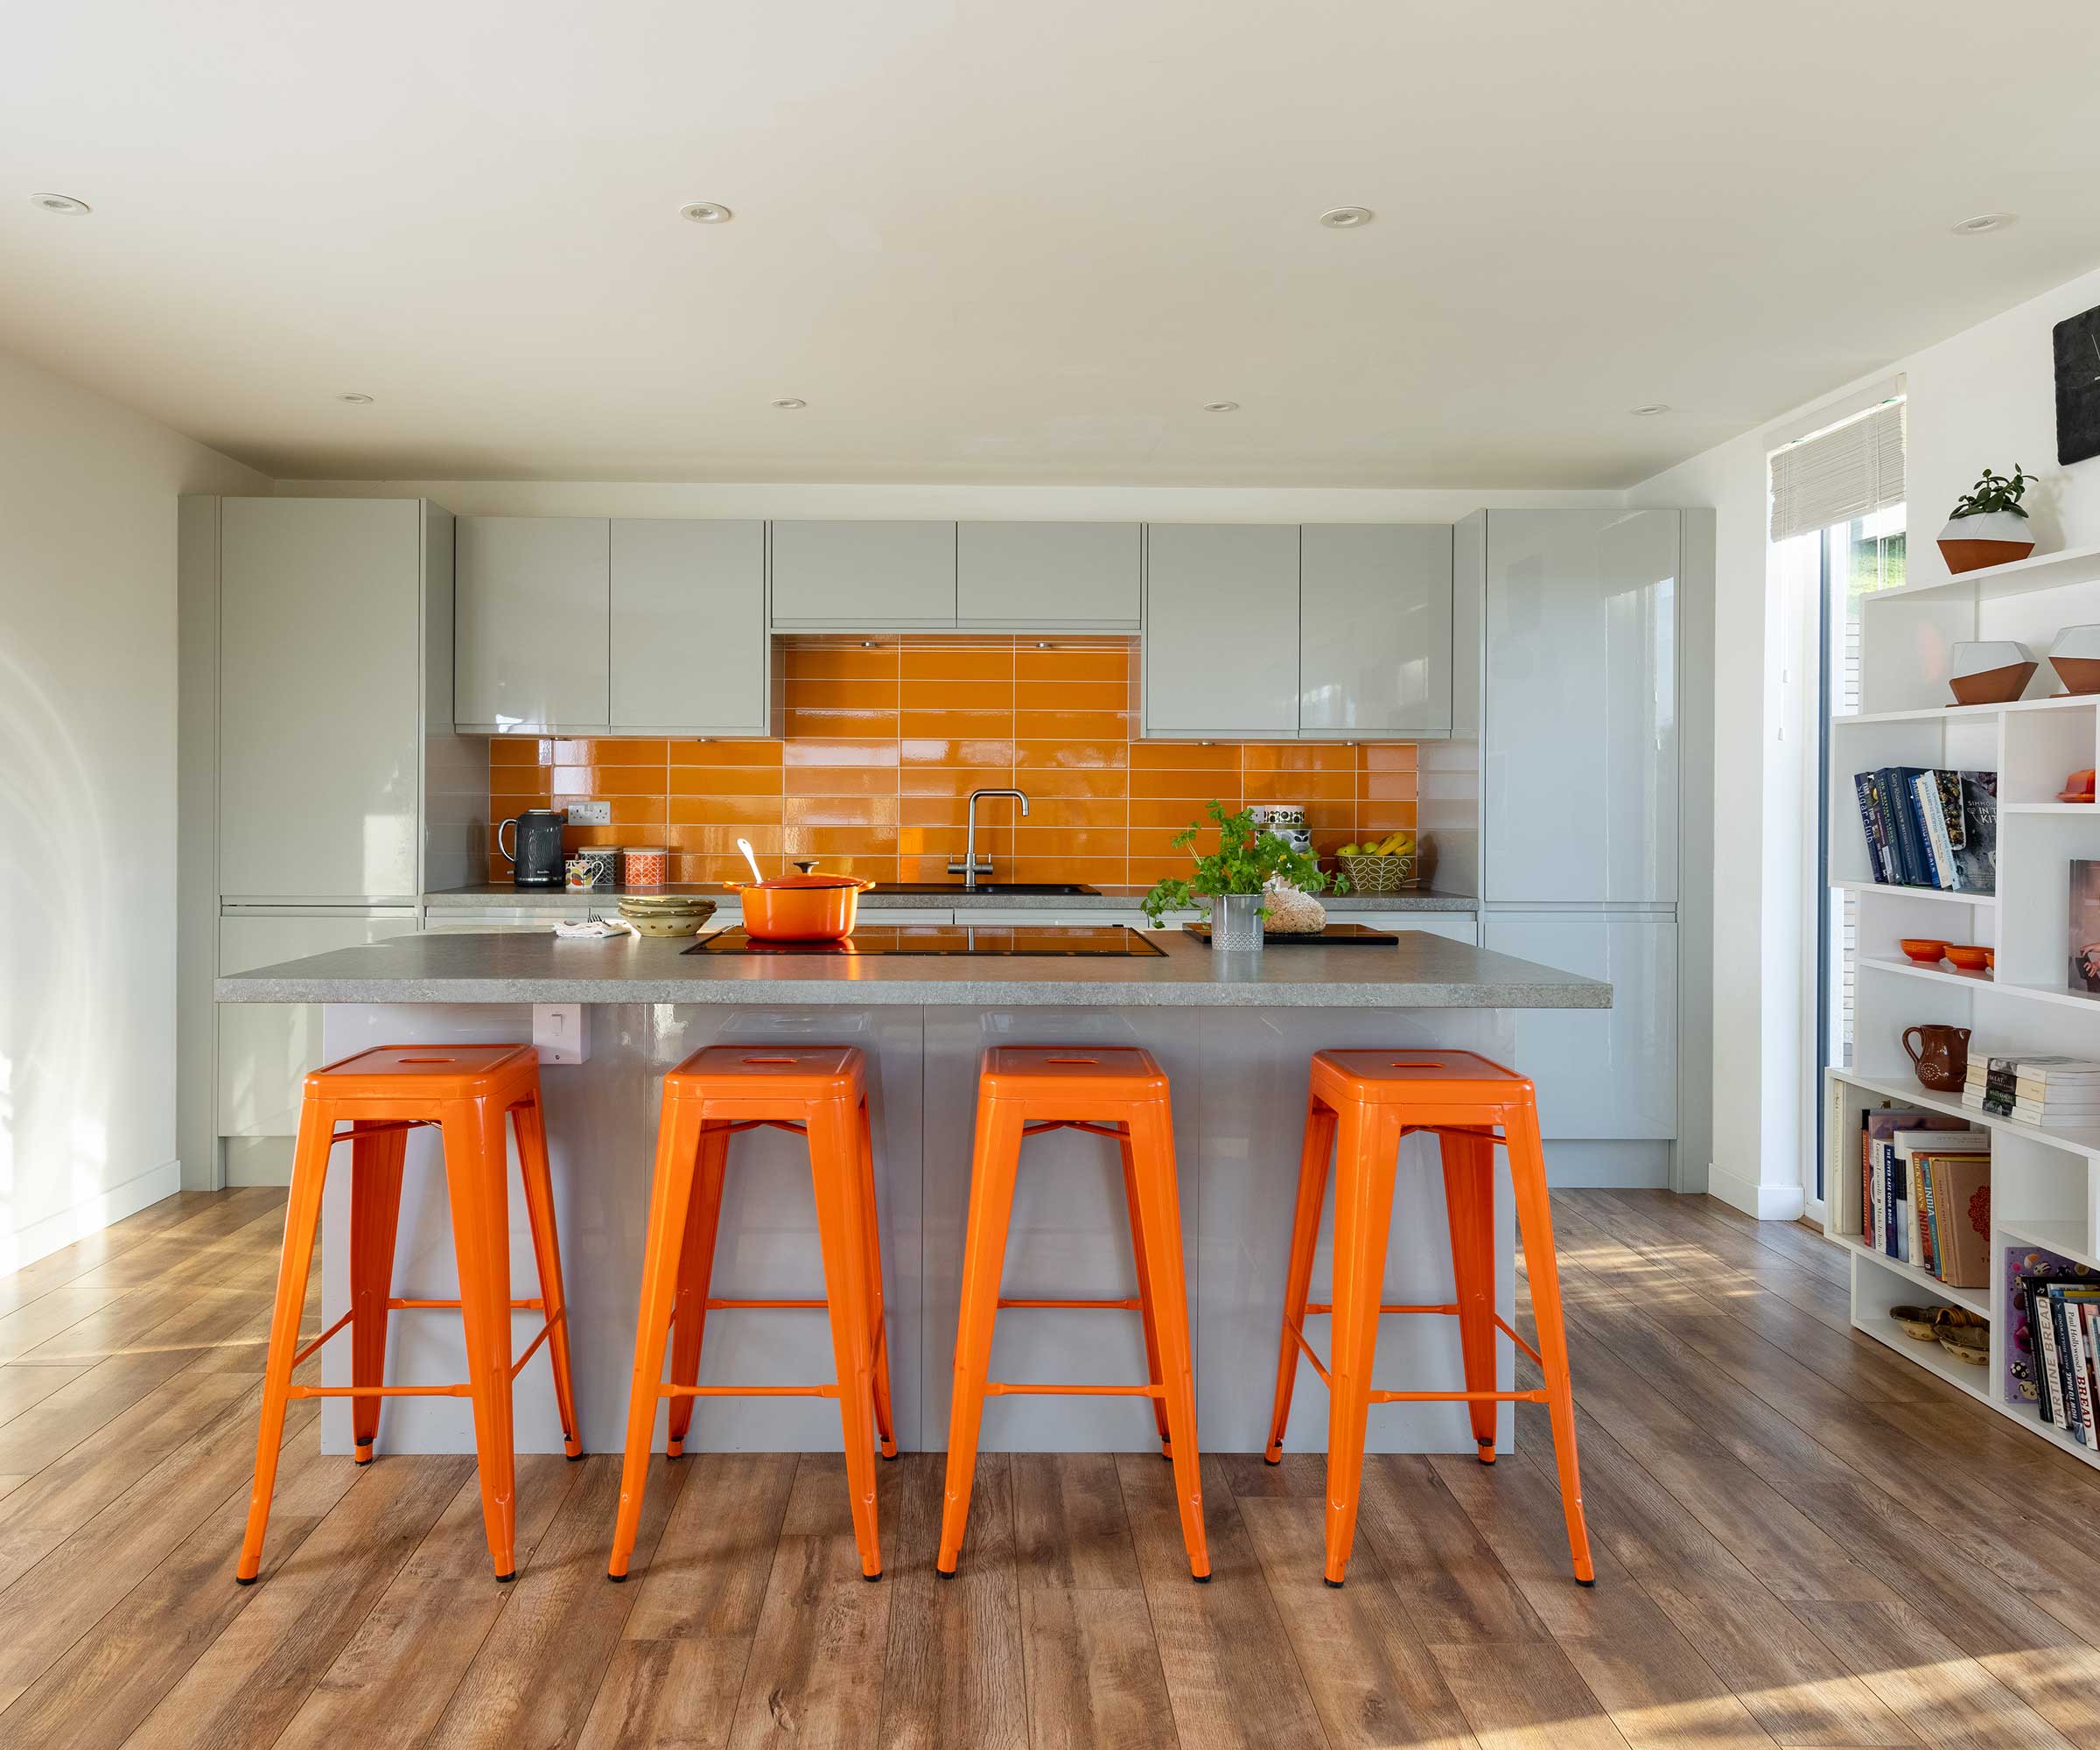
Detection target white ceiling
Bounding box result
[4,1,2099,488]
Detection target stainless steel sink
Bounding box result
[877,882,1100,897]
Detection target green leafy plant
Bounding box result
[1950,466,2038,520]
[1140,799,1347,926]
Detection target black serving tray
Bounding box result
[1181,922,1401,948]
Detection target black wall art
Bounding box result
[2054,303,2100,466]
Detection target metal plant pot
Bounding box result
[1210,892,1265,950]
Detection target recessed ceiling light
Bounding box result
[1318,206,1375,228]
[771,397,807,410]
[1630,403,1670,416]
[1951,212,2015,235]
[680,201,734,224]
[30,192,89,215]
[1203,401,1240,413]
[335,392,374,404]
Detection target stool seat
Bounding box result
[238,1042,581,1586]
[609,1043,894,1582]
[1266,1046,1593,1588]
[940,1044,1208,1581]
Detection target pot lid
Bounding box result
[744,873,867,890]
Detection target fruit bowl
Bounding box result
[1338,853,1417,893]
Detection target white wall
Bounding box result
[0,346,267,1268]
[1632,259,2100,1220]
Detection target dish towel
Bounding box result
[551,917,638,940]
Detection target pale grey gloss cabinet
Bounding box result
[1299,523,1452,737]
[1142,523,1301,738]
[610,519,769,733]
[769,520,956,626]
[455,516,611,731]
[957,522,1140,626]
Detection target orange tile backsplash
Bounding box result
[485,639,1418,887]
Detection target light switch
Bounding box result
[533,1003,589,1064]
[567,800,612,825]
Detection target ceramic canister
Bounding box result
[620,846,668,889]
[573,844,618,888]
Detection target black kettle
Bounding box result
[499,808,566,888]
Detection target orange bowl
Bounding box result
[1944,943,1990,972]
[1899,938,1948,965]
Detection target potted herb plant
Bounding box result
[1938,466,2040,574]
[1140,799,1345,949]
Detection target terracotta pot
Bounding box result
[1936,509,2035,574]
[1902,1024,1971,1093]
[1949,661,2039,705]
[734,873,873,942]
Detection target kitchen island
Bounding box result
[218,927,1606,1460]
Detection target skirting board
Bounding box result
[1708,1158,1807,1222]
[2,1156,182,1273]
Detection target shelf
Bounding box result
[1858,956,1994,992]
[1835,879,1996,907]
[2003,802,2099,815]
[1829,1067,2100,1163]
[1850,1310,1991,1397]
[1858,540,2100,605]
[1830,1230,1993,1315]
[1833,693,2093,727]
[1999,1218,2100,1271]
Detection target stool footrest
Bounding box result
[997,1296,1143,1310]
[290,1382,472,1400]
[1019,1119,1130,1140]
[984,1382,1164,1398]
[703,1297,828,1310]
[290,1305,566,1376]
[1368,1388,1549,1404]
[1301,1302,1457,1317]
[662,1382,841,1399]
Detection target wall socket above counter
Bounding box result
[452,516,1457,746]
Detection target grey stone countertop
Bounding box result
[423,882,1477,913]
[217,927,1607,1010]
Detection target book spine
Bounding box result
[1919,1160,1938,1277]
[2052,1289,2080,1438]
[2083,1305,2100,1447]
[1854,774,1890,883]
[1903,1152,1924,1268]
[1874,770,1912,885]
[2026,1281,2055,1426]
[1895,771,1933,887]
[1913,773,1954,889]
[1860,1121,1873,1244]
[2070,1300,2098,1446]
[2037,1281,2063,1429]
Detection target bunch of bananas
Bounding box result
[1334,831,1414,860]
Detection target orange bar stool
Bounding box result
[607,1045,895,1582]
[237,1044,582,1586]
[940,1045,1209,1582]
[1264,1048,1592,1589]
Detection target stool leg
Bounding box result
[1439,1127,1501,1465]
[237,1096,334,1583]
[855,1098,900,1460]
[937,1094,1024,1577]
[1506,1102,1596,1586]
[808,1098,883,1579]
[348,1120,408,1464]
[1127,1096,1209,1581]
[513,1094,584,1460]
[1118,1132,1172,1459]
[1323,1101,1398,1586]
[666,1123,728,1458]
[1265,1096,1336,1463]
[443,1097,519,1581]
[609,1087,704,1579]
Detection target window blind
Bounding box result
[1768,400,1906,542]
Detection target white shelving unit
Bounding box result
[1825,547,2100,1464]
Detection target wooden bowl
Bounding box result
[1889,1306,1942,1340]
[1939,1326,1990,1365]
[1899,938,1949,965]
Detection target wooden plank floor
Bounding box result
[1,1187,2096,1747]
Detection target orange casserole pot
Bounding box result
[733,873,875,942]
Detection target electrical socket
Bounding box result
[566,800,611,825]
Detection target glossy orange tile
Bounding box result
[669,794,783,826]
[1009,857,1128,886]
[784,766,900,797]
[900,708,1015,743]
[898,737,1018,769]
[1012,827,1126,860]
[1013,766,1129,800]
[1243,743,1356,774]
[1243,771,1353,803]
[671,738,781,766]
[901,677,1010,710]
[1014,710,1132,743]
[784,738,900,769]
[783,646,899,682]
[785,677,900,711]
[490,736,551,766]
[782,706,900,740]
[1014,739,1128,771]
[1130,742,1239,771]
[899,763,1022,797]
[1362,743,1418,773]
[900,647,1014,682]
[1021,797,1128,830]
[669,766,785,797]
[785,794,900,829]
[783,828,900,858]
[1015,648,1129,683]
[1014,679,1130,712]
[665,823,785,856]
[1130,768,1241,802]
[1361,773,1419,803]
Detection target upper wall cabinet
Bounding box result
[610,519,769,734]
[957,522,1140,627]
[770,520,956,626]
[1142,524,1301,739]
[1298,524,1453,738]
[456,516,611,732]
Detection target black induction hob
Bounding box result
[685,925,1166,958]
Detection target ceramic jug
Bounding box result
[1901,1024,1970,1092]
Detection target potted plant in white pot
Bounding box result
[1141,800,1345,949]
[1938,466,2039,574]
